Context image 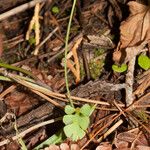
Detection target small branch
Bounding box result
[125,56,136,106]
[97,119,123,142]
[64,0,77,107]
[34,27,58,53]
[0,0,48,21]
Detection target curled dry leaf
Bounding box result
[113,1,150,63]
[120,1,150,48]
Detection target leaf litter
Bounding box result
[0,0,150,150]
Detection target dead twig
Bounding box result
[125,56,136,106]
[0,85,16,100]
[0,0,48,21]
[97,119,123,142]
[34,27,59,53]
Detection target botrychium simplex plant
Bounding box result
[63,104,95,141]
[63,0,95,141]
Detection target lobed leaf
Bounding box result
[80,104,93,116]
[63,123,85,141]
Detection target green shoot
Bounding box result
[64,0,77,108]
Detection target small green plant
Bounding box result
[63,104,95,141]
[63,0,95,142]
[112,64,127,73]
[28,36,36,45]
[138,54,150,70]
[52,6,60,14]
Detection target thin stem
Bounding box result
[64,0,77,108]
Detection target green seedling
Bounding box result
[138,54,150,70]
[62,0,95,142]
[63,104,95,141]
[28,36,36,45]
[112,64,127,73]
[52,6,60,14]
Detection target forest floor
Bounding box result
[0,0,150,150]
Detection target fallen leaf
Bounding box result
[120,1,150,49]
[5,90,39,116]
[114,129,149,149]
[113,1,150,63]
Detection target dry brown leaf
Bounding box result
[113,1,150,63]
[5,90,39,116]
[120,1,150,49]
[114,129,149,149]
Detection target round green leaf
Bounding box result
[80,104,93,116]
[138,55,150,70]
[51,6,60,14]
[65,105,75,114]
[112,64,127,73]
[63,115,74,125]
[63,123,85,141]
